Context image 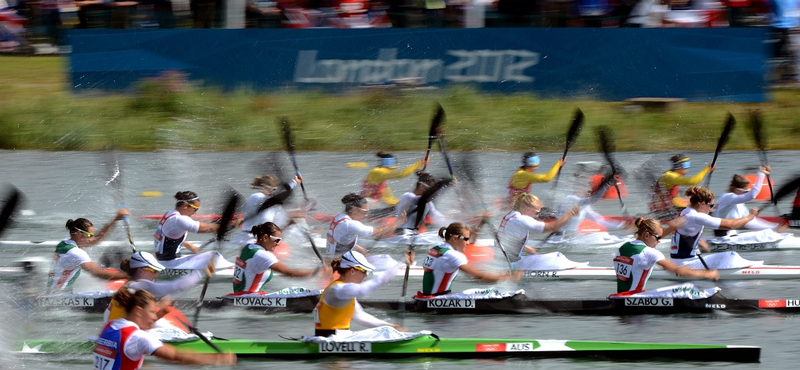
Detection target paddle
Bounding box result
[280,117,308,202]
[552,109,585,188]
[422,103,445,172]
[749,110,775,204]
[102,149,136,253]
[597,126,628,216]
[191,190,239,352]
[483,220,514,271]
[704,113,736,188]
[0,186,22,237]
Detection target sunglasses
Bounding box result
[76,228,94,238]
[269,235,282,244]
[353,266,368,274]
[707,203,715,209]
[358,208,369,214]
[453,235,470,241]
[186,203,200,210]
[650,233,662,239]
[143,266,159,274]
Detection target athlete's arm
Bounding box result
[80,261,128,280]
[351,300,392,328]
[657,259,718,281]
[333,263,404,300]
[152,345,236,365]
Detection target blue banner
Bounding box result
[68,28,768,102]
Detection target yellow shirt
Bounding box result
[657,166,710,207]
[362,160,423,206]
[314,281,355,331]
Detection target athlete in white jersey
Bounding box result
[326,193,406,256]
[231,174,301,244]
[555,176,629,237]
[394,173,447,231]
[711,166,783,237]
[613,218,717,294]
[418,222,517,297]
[154,191,231,261]
[47,211,130,293]
[230,222,327,295]
[496,193,578,263]
[671,186,758,265]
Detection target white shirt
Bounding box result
[712,172,777,233]
[237,245,279,292]
[395,192,446,230]
[557,194,626,232]
[322,263,403,328]
[114,319,163,359]
[326,214,374,255]
[497,211,545,262]
[160,211,200,238]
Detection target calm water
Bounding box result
[1,150,799,369]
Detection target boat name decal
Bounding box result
[426,299,475,308]
[708,242,777,251]
[704,304,726,309]
[318,341,372,353]
[624,298,674,306]
[506,342,534,351]
[523,270,560,278]
[233,297,287,307]
[160,269,194,277]
[37,296,95,307]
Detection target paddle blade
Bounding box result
[711,113,736,166]
[411,178,452,229]
[749,110,766,152]
[0,186,22,237]
[280,117,294,155]
[216,189,240,243]
[564,108,585,156]
[254,183,293,215]
[773,175,800,205]
[429,103,445,142]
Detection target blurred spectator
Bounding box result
[769,0,799,83]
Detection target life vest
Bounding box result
[93,320,144,370]
[360,178,387,201]
[506,172,532,201]
[326,215,357,255]
[314,281,355,331]
[154,211,187,260]
[232,244,274,293]
[649,172,680,212]
[671,229,701,259]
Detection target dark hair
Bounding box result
[417,172,435,187]
[670,154,688,164]
[120,258,133,274]
[342,193,367,213]
[729,174,750,192]
[377,152,395,159]
[65,218,93,235]
[438,222,469,240]
[521,151,538,168]
[330,256,349,275]
[250,175,278,189]
[111,288,156,313]
[685,186,714,205]
[174,191,199,208]
[251,222,281,239]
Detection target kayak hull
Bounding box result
[18,335,760,362]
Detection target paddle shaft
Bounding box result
[705,114,735,188]
[552,110,584,189]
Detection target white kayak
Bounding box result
[703,230,800,252]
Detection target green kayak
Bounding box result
[18,334,760,362]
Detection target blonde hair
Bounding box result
[250,175,279,189]
[685,186,714,205]
[511,193,542,212]
[634,217,661,239]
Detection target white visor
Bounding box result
[340,251,375,272]
[130,251,165,272]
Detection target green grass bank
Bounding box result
[2,56,800,152]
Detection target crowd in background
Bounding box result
[1,0,797,81]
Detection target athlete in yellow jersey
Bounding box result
[506,152,565,205]
[650,154,714,216]
[313,250,413,337]
[361,152,429,206]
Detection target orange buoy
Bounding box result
[743,174,775,200]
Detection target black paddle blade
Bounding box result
[411,178,452,229]
[711,113,736,166]
[749,110,766,152]
[564,108,585,157]
[0,186,22,237]
[280,117,295,155]
[216,189,240,243]
[429,103,445,143]
[597,126,616,172]
[254,183,293,215]
[773,175,800,205]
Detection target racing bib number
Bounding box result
[232,266,244,283]
[422,256,435,269]
[93,348,116,370]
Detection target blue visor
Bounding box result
[524,156,540,167]
[380,157,397,167]
[672,160,690,170]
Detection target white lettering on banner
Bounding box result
[705,304,726,309]
[233,297,287,307]
[318,341,372,353]
[38,297,95,307]
[523,270,560,278]
[624,298,674,307]
[426,299,475,308]
[293,49,538,84]
[787,299,800,307]
[506,342,534,352]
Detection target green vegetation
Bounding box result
[3,56,800,152]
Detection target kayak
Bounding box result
[17,334,760,362]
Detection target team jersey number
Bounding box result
[422,256,436,269]
[614,261,631,280]
[93,353,115,370]
[232,266,245,283]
